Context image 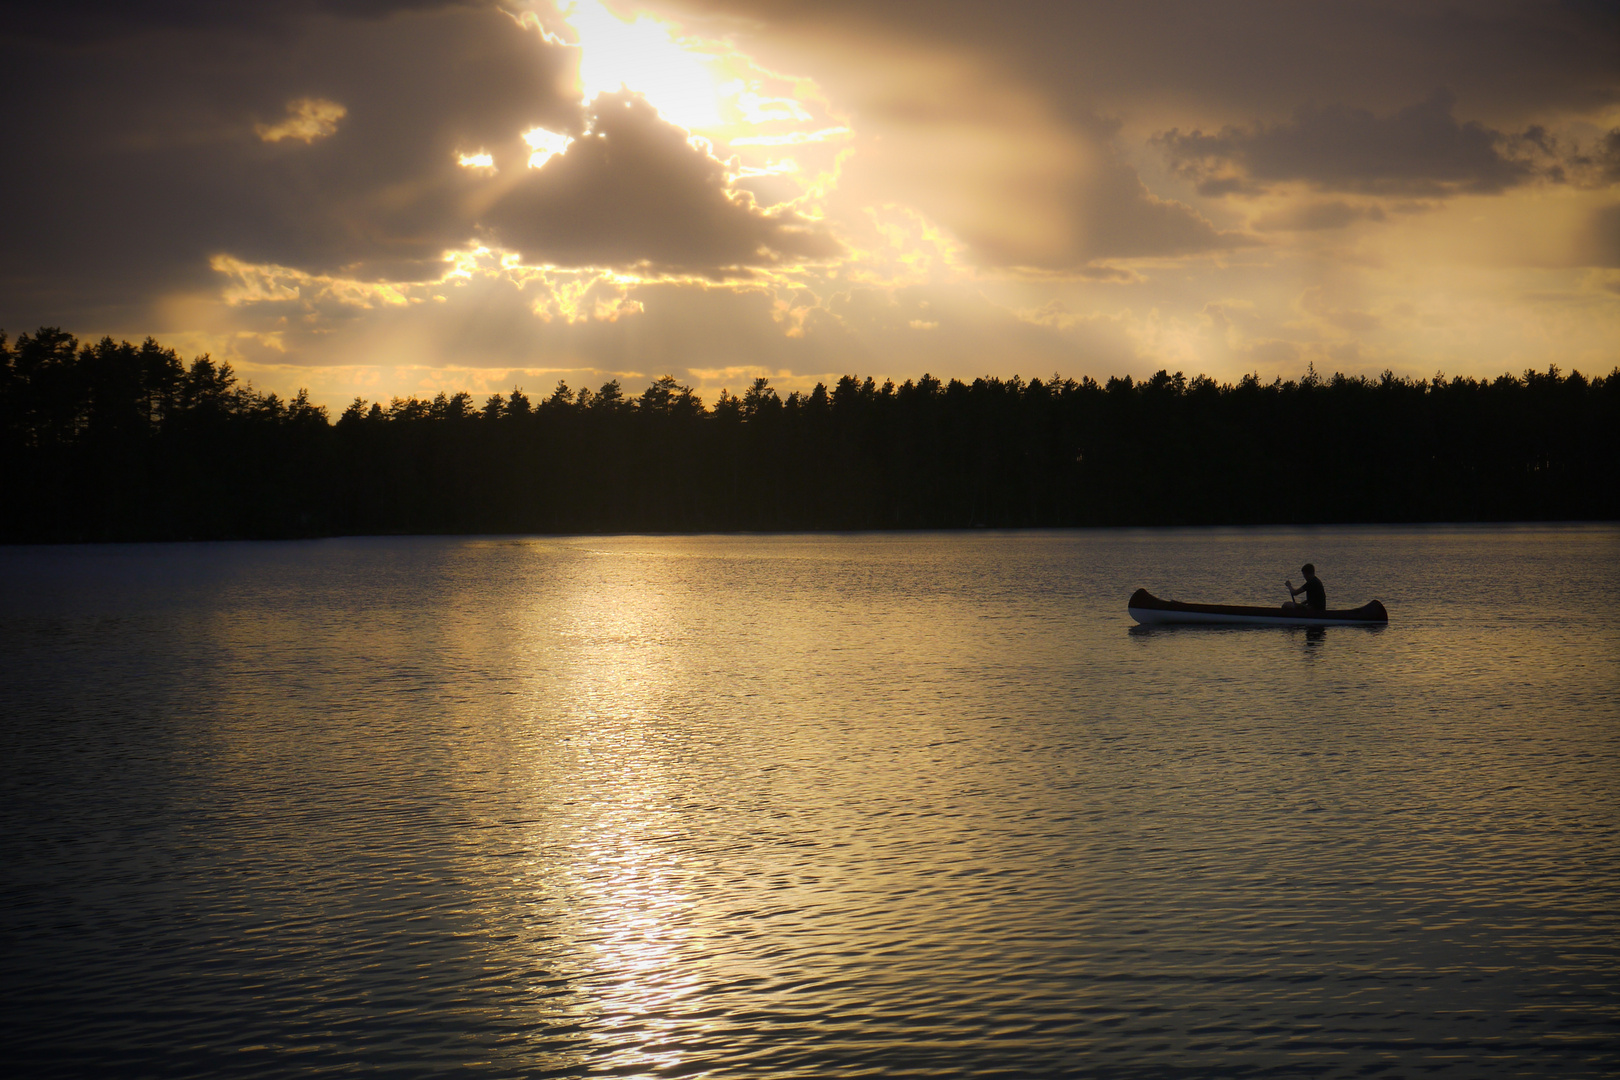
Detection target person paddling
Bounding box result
[1286,563,1326,611]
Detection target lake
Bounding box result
[2,526,1616,1077]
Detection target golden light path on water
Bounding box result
[520,558,699,1077]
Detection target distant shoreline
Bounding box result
[8,520,1620,549]
[5,328,1616,543]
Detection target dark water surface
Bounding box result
[3,526,1617,1077]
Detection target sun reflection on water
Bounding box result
[576,834,696,1075]
[519,546,706,1077]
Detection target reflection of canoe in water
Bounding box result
[1128,588,1388,627]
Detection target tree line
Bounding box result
[3,326,1615,542]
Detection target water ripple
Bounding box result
[2,527,1617,1077]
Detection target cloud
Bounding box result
[1252,201,1387,232]
[1073,150,1242,261]
[0,0,841,333]
[908,143,1242,270]
[801,53,1242,271]
[0,0,473,40]
[1567,128,1620,188]
[6,0,1618,397]
[1158,90,1552,197]
[0,1,579,328]
[1602,130,1620,184]
[655,1,1620,124]
[202,263,1142,403]
[483,91,840,274]
[255,97,347,143]
[1585,204,1620,268]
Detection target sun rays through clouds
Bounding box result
[2,0,1615,408]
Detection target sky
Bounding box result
[2,0,1617,409]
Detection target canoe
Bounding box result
[1128,588,1388,627]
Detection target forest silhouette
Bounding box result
[3,327,1615,542]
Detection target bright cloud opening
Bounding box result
[457,151,495,169]
[731,87,813,125]
[729,127,851,147]
[563,0,727,132]
[524,127,573,169]
[734,159,799,179]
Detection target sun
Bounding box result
[561,0,729,133]
[513,0,849,217]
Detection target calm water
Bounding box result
[2,526,1617,1077]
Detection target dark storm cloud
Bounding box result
[1157,90,1550,197]
[484,92,839,273]
[0,0,831,331]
